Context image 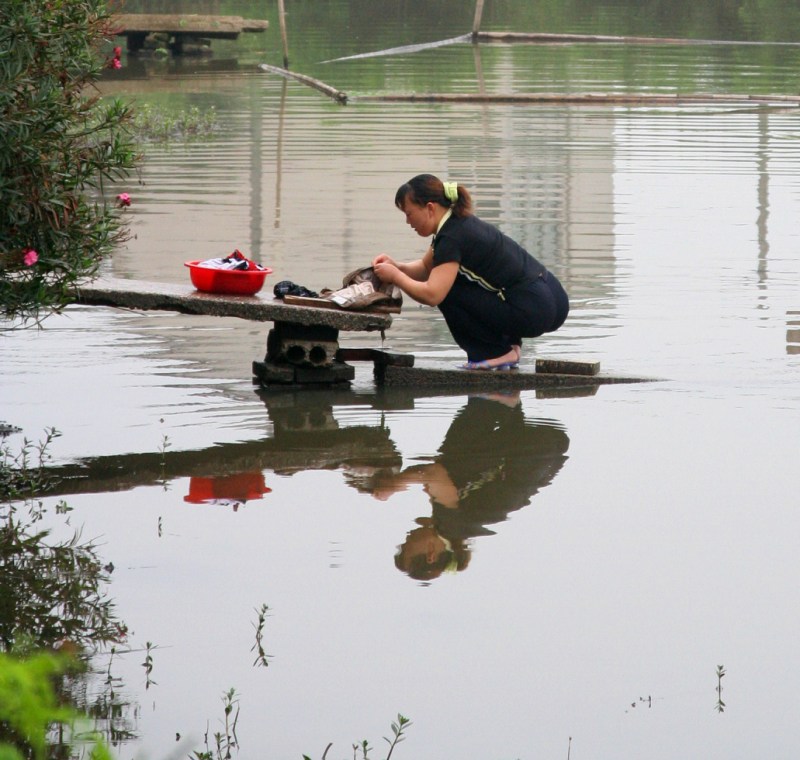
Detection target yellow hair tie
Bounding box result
[443,181,458,204]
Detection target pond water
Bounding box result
[4,2,800,758]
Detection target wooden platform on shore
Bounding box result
[110,14,269,54]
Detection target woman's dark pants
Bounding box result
[438,272,569,362]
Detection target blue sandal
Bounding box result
[461,360,519,371]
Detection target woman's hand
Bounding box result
[372,253,396,268]
[373,251,430,283]
[373,259,399,284]
[376,259,458,306]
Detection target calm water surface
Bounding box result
[3,2,800,758]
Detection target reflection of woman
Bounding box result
[379,394,570,581]
[373,174,569,370]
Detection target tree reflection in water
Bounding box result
[0,430,135,755]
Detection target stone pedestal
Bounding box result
[266,323,340,367]
[254,321,355,388]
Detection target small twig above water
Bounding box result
[715,665,726,713]
[251,603,272,668]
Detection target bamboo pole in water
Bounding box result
[257,63,348,103]
[256,64,800,106]
[353,92,800,105]
[277,0,289,67]
[473,31,800,46]
[472,0,485,36]
[256,61,800,107]
[256,60,800,108]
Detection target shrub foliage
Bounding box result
[0,0,138,323]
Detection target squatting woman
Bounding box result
[372,174,569,370]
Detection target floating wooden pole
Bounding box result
[277,0,289,68]
[258,52,800,109]
[352,91,800,106]
[473,31,800,47]
[257,63,348,103]
[256,61,800,108]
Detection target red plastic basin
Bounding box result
[184,260,273,296]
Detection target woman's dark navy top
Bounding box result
[432,214,546,297]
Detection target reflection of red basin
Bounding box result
[184,472,271,505]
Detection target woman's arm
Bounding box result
[373,248,458,306]
[392,261,458,306]
[373,250,429,282]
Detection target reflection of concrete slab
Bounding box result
[41,387,409,497]
[40,384,578,499]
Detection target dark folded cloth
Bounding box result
[273,280,319,298]
[273,267,403,311]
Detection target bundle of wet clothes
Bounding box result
[197,249,268,271]
[273,266,403,311]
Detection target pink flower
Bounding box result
[106,49,123,69]
[23,248,38,266]
[116,193,131,207]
